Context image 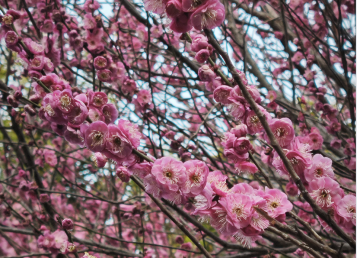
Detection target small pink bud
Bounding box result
[5,31,18,46]
[230,124,248,138]
[62,218,74,230]
[286,181,299,196]
[39,225,47,231]
[195,49,210,63]
[18,169,26,177]
[94,56,108,70]
[97,69,112,82]
[19,181,30,191]
[181,242,192,250]
[175,236,184,244]
[24,104,36,116]
[39,193,49,203]
[116,166,132,182]
[29,94,41,103]
[93,153,107,168]
[13,90,22,100]
[198,65,215,82]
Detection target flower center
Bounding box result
[275,128,286,137]
[191,174,200,184]
[165,171,172,178]
[60,95,71,109]
[192,0,202,7]
[113,135,122,147]
[250,115,259,124]
[32,59,41,67]
[201,9,217,27]
[100,72,109,79]
[232,204,247,220]
[290,157,298,165]
[45,104,55,116]
[2,14,13,25]
[270,201,279,209]
[90,131,104,146]
[315,168,323,177]
[348,206,355,214]
[93,96,103,106]
[7,34,16,43]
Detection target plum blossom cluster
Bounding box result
[191,171,293,247]
[143,157,209,204]
[2,9,59,78]
[38,229,76,255]
[22,73,143,170]
[144,0,225,33]
[212,78,356,233]
[142,157,295,247]
[190,34,356,237]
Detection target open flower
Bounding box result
[310,177,341,209]
[182,160,209,197]
[151,157,187,192]
[190,0,225,30]
[220,193,253,230]
[263,188,293,218]
[106,124,133,158]
[336,195,356,225]
[84,121,108,152]
[118,119,142,148]
[305,154,334,183]
[56,89,76,114]
[267,118,295,148]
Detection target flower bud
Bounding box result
[175,236,184,244]
[231,124,248,138]
[29,94,41,103]
[14,90,22,100]
[39,193,49,203]
[19,181,30,191]
[5,31,18,46]
[181,242,192,250]
[24,104,37,116]
[195,49,210,63]
[94,56,108,70]
[18,169,26,178]
[191,34,209,52]
[93,153,107,168]
[116,166,132,182]
[198,65,215,82]
[286,181,299,196]
[166,0,182,18]
[62,218,74,230]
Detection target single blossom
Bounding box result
[309,177,341,209]
[182,160,209,197]
[263,188,293,218]
[118,119,142,148]
[305,154,334,182]
[191,34,209,52]
[190,0,225,30]
[105,124,133,158]
[336,195,356,225]
[213,86,233,104]
[151,157,187,193]
[84,121,108,152]
[56,89,76,114]
[268,118,295,148]
[62,218,74,230]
